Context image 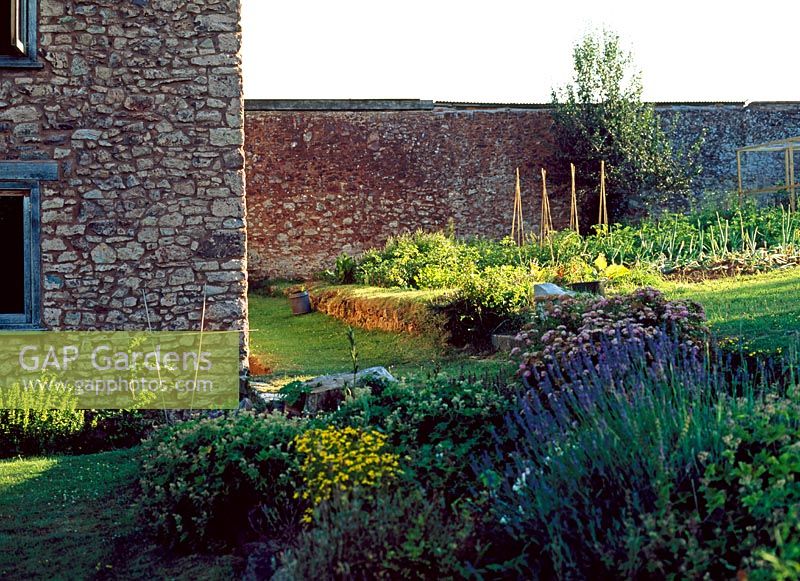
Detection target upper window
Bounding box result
[0,0,40,68]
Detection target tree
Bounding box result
[551,30,703,223]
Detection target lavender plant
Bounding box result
[478,334,756,577]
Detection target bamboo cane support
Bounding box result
[598,160,608,231]
[511,167,525,245]
[569,162,579,235]
[540,168,552,243]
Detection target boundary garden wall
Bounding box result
[244,100,800,280]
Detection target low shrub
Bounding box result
[358,231,472,289]
[512,287,707,385]
[478,334,741,577]
[0,381,84,457]
[321,372,515,498]
[443,264,539,347]
[275,488,476,580]
[634,392,800,578]
[293,426,402,522]
[138,412,306,549]
[70,409,160,454]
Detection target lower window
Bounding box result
[0,183,40,327]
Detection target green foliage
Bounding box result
[322,372,515,497]
[633,394,800,578]
[138,412,306,548]
[324,253,358,284]
[551,29,703,219]
[357,231,474,289]
[346,325,359,385]
[71,409,158,454]
[0,380,84,458]
[279,379,314,407]
[443,264,539,345]
[351,205,800,298]
[275,488,475,580]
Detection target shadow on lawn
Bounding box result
[0,449,237,581]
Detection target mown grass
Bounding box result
[249,294,445,376]
[0,448,237,580]
[664,267,800,353]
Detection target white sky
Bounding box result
[241,0,800,103]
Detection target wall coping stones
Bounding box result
[244,99,800,112]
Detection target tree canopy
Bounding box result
[551,30,703,223]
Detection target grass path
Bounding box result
[249,294,448,377]
[664,266,800,352]
[0,448,236,580]
[0,449,138,579]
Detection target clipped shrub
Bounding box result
[275,488,476,580]
[138,412,306,548]
[309,285,450,345]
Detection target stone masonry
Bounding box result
[0,0,248,362]
[245,100,800,280]
[245,103,567,281]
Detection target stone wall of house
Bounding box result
[0,0,248,359]
[245,101,800,280]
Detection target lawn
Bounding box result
[0,448,237,580]
[248,294,504,380]
[664,266,800,352]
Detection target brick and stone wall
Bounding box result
[659,102,800,195]
[0,0,248,359]
[244,104,568,281]
[245,100,800,280]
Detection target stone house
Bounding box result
[0,0,248,361]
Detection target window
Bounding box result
[0,161,56,329]
[0,0,40,68]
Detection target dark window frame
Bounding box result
[0,0,41,69]
[0,161,56,330]
[0,182,40,327]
